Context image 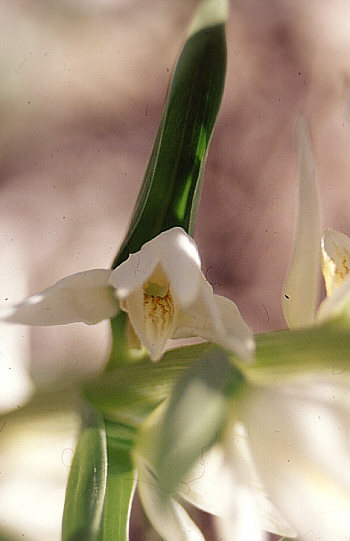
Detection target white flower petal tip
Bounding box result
[321,228,350,297]
[174,290,255,362]
[0,269,119,326]
[135,454,207,541]
[213,295,255,362]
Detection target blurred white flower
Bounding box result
[134,402,238,541]
[134,395,295,541]
[1,227,254,362]
[231,377,350,541]
[174,368,350,541]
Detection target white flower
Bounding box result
[1,227,254,361]
[133,402,242,541]
[134,396,296,541]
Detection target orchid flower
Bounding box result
[134,398,296,541]
[0,227,254,362]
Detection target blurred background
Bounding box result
[1,0,350,539]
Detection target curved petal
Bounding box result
[282,119,320,329]
[173,282,255,361]
[135,452,206,541]
[211,295,255,361]
[109,245,159,299]
[157,228,202,307]
[110,227,201,304]
[0,269,119,326]
[321,228,350,297]
[238,383,350,541]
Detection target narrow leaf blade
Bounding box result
[62,407,107,541]
[97,423,137,541]
[112,1,227,268]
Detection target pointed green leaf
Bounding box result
[107,0,228,369]
[96,422,137,541]
[112,0,227,269]
[62,406,107,541]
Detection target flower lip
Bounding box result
[110,227,255,362]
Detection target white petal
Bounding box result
[321,228,350,297]
[110,228,201,306]
[0,407,80,541]
[0,269,119,326]
[156,228,202,307]
[238,383,350,541]
[178,443,233,517]
[109,247,158,298]
[174,281,255,361]
[226,421,296,538]
[282,119,320,329]
[211,295,255,360]
[135,452,207,541]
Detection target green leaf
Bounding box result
[62,406,107,541]
[96,422,136,541]
[112,1,227,269]
[107,0,227,369]
[154,349,244,493]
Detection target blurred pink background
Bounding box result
[1,1,350,539]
